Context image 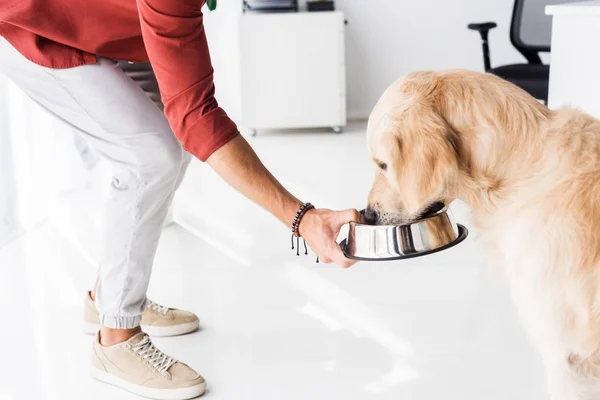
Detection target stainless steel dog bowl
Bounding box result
[340,205,468,261]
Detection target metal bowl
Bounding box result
[340,205,468,261]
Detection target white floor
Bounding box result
[0,122,549,400]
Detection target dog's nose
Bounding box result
[363,207,379,224]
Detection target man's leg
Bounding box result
[0,38,204,398]
[85,60,195,337]
[115,60,193,185]
[114,60,193,223]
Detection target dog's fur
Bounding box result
[366,70,600,399]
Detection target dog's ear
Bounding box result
[393,110,460,216]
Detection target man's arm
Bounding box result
[136,0,239,161]
[207,135,302,226]
[208,135,360,268]
[136,0,359,266]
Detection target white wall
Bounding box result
[204,1,244,122]
[204,0,534,121]
[312,0,531,118]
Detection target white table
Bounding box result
[546,0,600,117]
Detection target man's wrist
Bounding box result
[284,199,304,228]
[290,202,315,237]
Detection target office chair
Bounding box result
[467,0,580,103]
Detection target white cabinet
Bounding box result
[239,11,346,132]
[546,1,600,117]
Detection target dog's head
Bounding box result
[365,72,462,225]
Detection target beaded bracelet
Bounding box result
[291,202,314,237]
[290,202,317,260]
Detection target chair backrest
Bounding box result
[511,0,582,56]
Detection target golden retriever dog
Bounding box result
[365,69,600,399]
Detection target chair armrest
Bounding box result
[467,22,497,72]
[467,22,498,34]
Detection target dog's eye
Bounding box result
[377,162,387,171]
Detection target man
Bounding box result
[0,0,360,398]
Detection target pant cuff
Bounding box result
[99,314,142,329]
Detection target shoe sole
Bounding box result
[143,320,200,337]
[91,367,206,400]
[83,320,200,337]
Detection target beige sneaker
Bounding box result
[83,292,200,337]
[91,332,206,399]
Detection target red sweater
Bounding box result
[0,0,238,161]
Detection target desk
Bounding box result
[546,0,600,117]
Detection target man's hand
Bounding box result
[299,208,362,268]
[207,135,360,268]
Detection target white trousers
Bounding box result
[0,38,192,329]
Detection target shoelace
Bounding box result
[132,335,176,375]
[146,300,169,316]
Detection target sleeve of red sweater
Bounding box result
[136,0,239,161]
